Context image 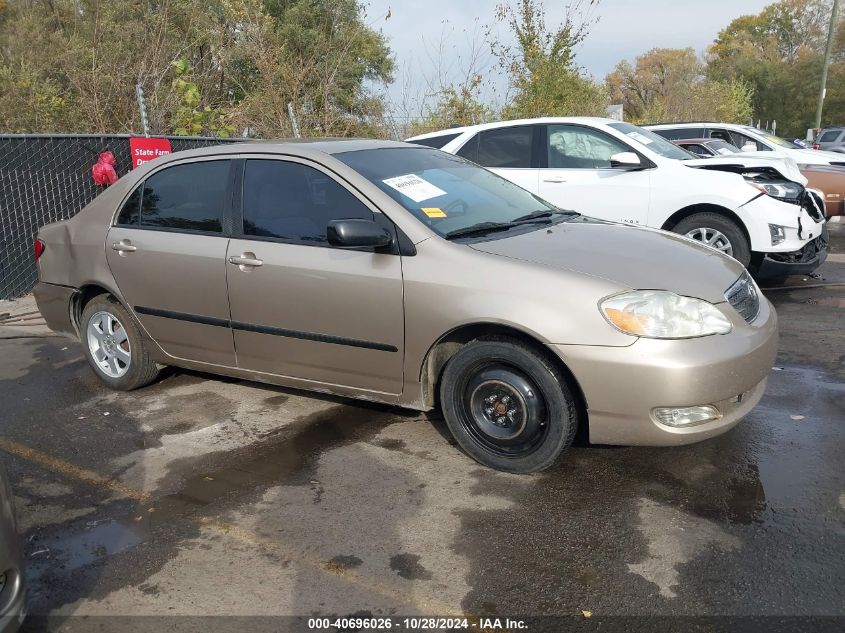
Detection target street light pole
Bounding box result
[814,0,841,130]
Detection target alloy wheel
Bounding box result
[87,310,131,378]
[684,227,734,256]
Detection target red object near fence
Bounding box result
[129,137,172,168]
[92,151,118,186]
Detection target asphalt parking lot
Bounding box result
[1,224,844,632]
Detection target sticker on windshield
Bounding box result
[382,174,446,202]
[421,207,447,218]
[626,131,653,145]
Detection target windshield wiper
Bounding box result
[444,222,515,240]
[445,210,580,240]
[511,209,577,223]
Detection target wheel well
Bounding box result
[419,323,588,433]
[70,284,113,333]
[661,204,750,243]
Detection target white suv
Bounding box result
[407,117,828,278]
[645,122,845,166]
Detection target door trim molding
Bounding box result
[134,305,398,352]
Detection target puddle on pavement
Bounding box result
[28,401,414,580]
[28,519,144,581]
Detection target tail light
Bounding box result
[34,238,45,260]
[812,143,820,150]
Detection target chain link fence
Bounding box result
[0,134,241,299]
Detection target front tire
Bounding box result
[672,212,751,267]
[81,295,159,390]
[439,338,579,473]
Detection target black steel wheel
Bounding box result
[440,338,579,473]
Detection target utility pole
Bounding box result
[814,0,841,130]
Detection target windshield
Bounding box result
[337,147,570,239]
[741,127,796,149]
[708,140,741,155]
[608,122,697,160]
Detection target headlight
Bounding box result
[600,290,732,338]
[745,176,803,201]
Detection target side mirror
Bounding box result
[609,152,643,168]
[741,143,756,152]
[327,219,392,249]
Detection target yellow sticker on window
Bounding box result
[422,207,447,218]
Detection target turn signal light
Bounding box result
[653,405,721,427]
[34,238,45,261]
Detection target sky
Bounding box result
[365,0,774,117]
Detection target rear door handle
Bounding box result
[111,240,137,256]
[543,177,567,183]
[228,253,263,269]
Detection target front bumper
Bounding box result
[755,224,829,279]
[550,295,778,446]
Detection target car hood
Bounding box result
[469,220,746,303]
[684,154,807,185]
[788,148,845,165]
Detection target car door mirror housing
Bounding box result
[609,152,643,168]
[327,219,393,249]
[741,144,756,152]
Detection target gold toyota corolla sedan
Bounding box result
[33,140,778,473]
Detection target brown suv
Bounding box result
[33,140,778,472]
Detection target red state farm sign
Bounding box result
[129,137,172,169]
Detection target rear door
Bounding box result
[456,125,540,193]
[106,159,237,366]
[537,123,651,225]
[225,157,405,395]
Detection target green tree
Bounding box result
[0,0,394,136]
[491,0,608,119]
[606,47,753,124]
[707,0,844,135]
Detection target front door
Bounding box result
[537,124,651,226]
[106,159,236,367]
[225,158,405,396]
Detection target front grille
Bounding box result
[725,272,760,323]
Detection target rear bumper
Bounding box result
[549,297,778,446]
[32,282,77,337]
[754,224,829,279]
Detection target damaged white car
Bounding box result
[408,117,828,278]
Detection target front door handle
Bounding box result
[111,239,137,256]
[543,177,567,183]
[228,252,263,270]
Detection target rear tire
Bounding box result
[672,212,751,267]
[80,295,159,390]
[439,338,578,473]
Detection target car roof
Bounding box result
[645,122,753,130]
[406,116,621,140]
[150,138,415,162]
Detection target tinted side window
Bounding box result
[651,128,697,140]
[476,126,533,168]
[683,143,711,157]
[407,133,461,149]
[140,161,230,232]
[728,131,769,151]
[547,124,629,168]
[819,130,841,142]
[456,134,479,162]
[242,159,374,244]
[116,185,141,226]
